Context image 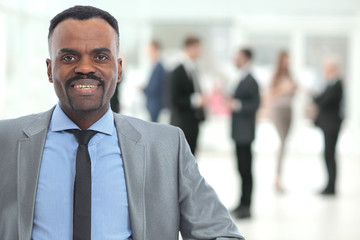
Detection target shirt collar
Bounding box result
[326,77,340,86]
[236,70,251,83]
[239,63,252,79]
[50,103,114,135]
[182,53,197,76]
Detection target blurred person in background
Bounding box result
[228,48,260,219]
[268,51,297,193]
[313,57,343,196]
[169,36,206,156]
[143,40,167,122]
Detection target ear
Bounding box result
[46,59,53,83]
[117,58,122,83]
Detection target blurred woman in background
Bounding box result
[269,51,297,193]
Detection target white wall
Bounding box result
[0,14,6,118]
[0,0,359,154]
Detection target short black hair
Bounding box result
[48,5,119,49]
[183,36,201,48]
[150,40,162,50]
[240,48,253,60]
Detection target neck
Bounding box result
[184,52,196,61]
[62,107,109,130]
[326,76,338,84]
[239,62,250,73]
[152,58,160,64]
[151,55,160,63]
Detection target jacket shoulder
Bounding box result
[0,113,40,132]
[245,74,258,86]
[171,64,186,75]
[173,64,184,71]
[115,114,181,140]
[0,114,41,148]
[155,62,166,72]
[114,114,185,160]
[0,108,53,137]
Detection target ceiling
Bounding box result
[1,0,360,20]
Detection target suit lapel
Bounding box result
[114,114,146,240]
[235,75,246,97]
[18,109,53,240]
[17,110,146,239]
[180,64,195,93]
[235,74,252,96]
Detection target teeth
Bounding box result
[74,85,97,90]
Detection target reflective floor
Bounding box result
[155,110,360,240]
[195,120,360,240]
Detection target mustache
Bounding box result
[65,74,104,89]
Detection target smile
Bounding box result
[73,84,99,90]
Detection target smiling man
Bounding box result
[47,13,121,129]
[0,5,243,240]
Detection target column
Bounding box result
[347,15,360,156]
[230,18,249,52]
[0,14,6,119]
[290,30,318,154]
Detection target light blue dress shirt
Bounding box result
[32,104,132,240]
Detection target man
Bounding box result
[169,36,206,155]
[0,6,243,240]
[314,58,343,196]
[143,40,167,122]
[229,49,260,219]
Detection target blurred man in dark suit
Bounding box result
[169,36,206,155]
[143,40,167,122]
[228,48,260,219]
[314,58,343,195]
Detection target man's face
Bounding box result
[147,44,159,62]
[186,43,202,60]
[47,18,122,117]
[322,60,338,81]
[191,43,202,59]
[235,51,248,69]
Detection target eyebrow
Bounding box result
[92,47,112,54]
[58,48,78,54]
[57,47,112,55]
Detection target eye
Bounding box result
[62,55,76,62]
[95,54,109,61]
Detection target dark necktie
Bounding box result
[71,130,97,240]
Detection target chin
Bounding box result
[70,103,104,113]
[74,108,102,113]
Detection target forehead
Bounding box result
[237,51,245,58]
[323,60,336,69]
[50,18,117,52]
[190,43,201,49]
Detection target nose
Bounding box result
[74,56,96,74]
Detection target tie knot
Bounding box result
[70,129,97,145]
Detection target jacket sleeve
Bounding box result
[177,129,245,240]
[238,79,260,115]
[144,64,166,96]
[314,81,342,110]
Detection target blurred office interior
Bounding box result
[0,0,360,239]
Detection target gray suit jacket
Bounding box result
[0,108,243,240]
